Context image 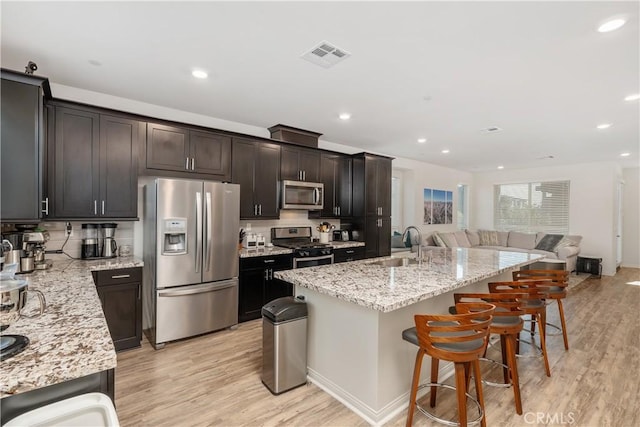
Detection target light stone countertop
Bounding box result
[239,246,293,258]
[329,241,366,249]
[275,247,543,313]
[0,257,143,398]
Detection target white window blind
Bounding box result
[457,184,468,230]
[494,180,570,233]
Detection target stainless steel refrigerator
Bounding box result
[143,178,240,349]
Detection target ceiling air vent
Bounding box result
[480,126,503,134]
[301,41,351,69]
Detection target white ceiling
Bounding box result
[2,1,638,172]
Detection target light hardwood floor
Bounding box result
[115,268,640,426]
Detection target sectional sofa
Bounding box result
[394,229,582,272]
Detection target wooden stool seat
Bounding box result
[404,302,495,427]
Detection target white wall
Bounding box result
[622,167,640,268]
[472,162,622,276]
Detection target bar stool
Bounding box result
[488,281,551,377]
[513,269,570,350]
[453,293,525,415]
[403,302,495,427]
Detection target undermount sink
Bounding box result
[373,257,419,267]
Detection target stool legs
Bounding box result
[536,312,551,377]
[430,358,439,408]
[471,360,487,427]
[454,363,468,427]
[504,334,523,415]
[556,299,569,350]
[406,348,424,427]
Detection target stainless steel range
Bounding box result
[271,227,333,269]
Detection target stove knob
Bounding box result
[302,251,309,257]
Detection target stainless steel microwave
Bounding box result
[281,180,323,210]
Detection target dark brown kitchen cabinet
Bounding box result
[280,145,320,182]
[333,246,365,263]
[232,138,280,219]
[319,153,352,218]
[92,267,142,352]
[49,105,140,219]
[352,153,393,258]
[145,123,231,180]
[0,71,49,222]
[239,254,293,322]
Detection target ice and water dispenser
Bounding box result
[162,219,187,255]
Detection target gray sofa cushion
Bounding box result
[497,231,509,246]
[508,231,537,250]
[454,231,472,248]
[466,230,480,247]
[439,232,459,248]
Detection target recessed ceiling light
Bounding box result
[624,93,640,101]
[620,152,631,157]
[417,138,427,144]
[596,123,612,129]
[497,165,504,170]
[339,113,351,120]
[441,149,450,154]
[598,18,626,33]
[192,69,208,79]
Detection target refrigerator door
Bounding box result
[155,178,203,288]
[203,182,240,283]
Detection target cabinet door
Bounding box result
[266,278,293,303]
[280,146,301,181]
[364,156,379,216]
[377,157,392,217]
[364,216,380,259]
[53,107,100,218]
[146,123,189,172]
[320,154,338,217]
[231,138,257,219]
[97,282,142,351]
[254,143,281,218]
[0,79,41,221]
[298,149,320,182]
[378,217,391,257]
[99,115,139,218]
[238,268,266,322]
[189,130,231,179]
[337,156,353,217]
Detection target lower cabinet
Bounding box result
[92,267,142,352]
[333,246,366,263]
[239,254,293,323]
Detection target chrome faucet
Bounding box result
[402,226,423,260]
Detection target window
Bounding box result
[391,173,403,234]
[494,180,570,233]
[457,184,468,230]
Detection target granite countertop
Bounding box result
[0,257,143,398]
[275,247,543,313]
[239,241,365,258]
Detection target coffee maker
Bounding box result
[22,231,51,271]
[101,223,118,258]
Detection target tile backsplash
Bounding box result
[2,221,134,259]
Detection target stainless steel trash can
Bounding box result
[261,296,308,394]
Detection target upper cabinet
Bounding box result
[1,71,50,222]
[232,138,281,219]
[145,123,231,181]
[48,104,141,219]
[319,153,352,218]
[280,145,320,182]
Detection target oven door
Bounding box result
[293,254,334,269]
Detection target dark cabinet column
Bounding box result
[53,107,100,218]
[231,139,258,219]
[239,255,293,323]
[255,143,281,218]
[99,115,139,218]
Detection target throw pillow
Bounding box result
[439,232,458,248]
[432,232,447,247]
[466,230,480,246]
[454,231,472,248]
[391,235,405,248]
[534,234,564,252]
[478,230,499,246]
[404,231,413,248]
[554,236,577,250]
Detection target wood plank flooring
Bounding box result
[115,268,640,426]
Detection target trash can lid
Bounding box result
[262,296,307,322]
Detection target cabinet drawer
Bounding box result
[94,267,142,286]
[334,247,365,263]
[240,254,293,271]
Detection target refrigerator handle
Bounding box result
[205,191,212,272]
[196,191,202,273]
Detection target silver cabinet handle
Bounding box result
[346,250,354,254]
[264,269,269,280]
[111,274,131,279]
[186,157,190,170]
[338,206,341,216]
[41,197,49,215]
[258,204,262,216]
[94,200,97,215]
[302,170,305,181]
[263,259,275,263]
[101,200,105,215]
[254,205,257,215]
[191,158,195,170]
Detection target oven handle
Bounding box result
[293,254,334,268]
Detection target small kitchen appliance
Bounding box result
[22,231,51,270]
[271,227,334,269]
[81,224,99,259]
[100,223,118,258]
[281,180,324,210]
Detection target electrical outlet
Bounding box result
[65,222,72,237]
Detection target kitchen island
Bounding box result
[276,247,543,425]
[0,257,143,423]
